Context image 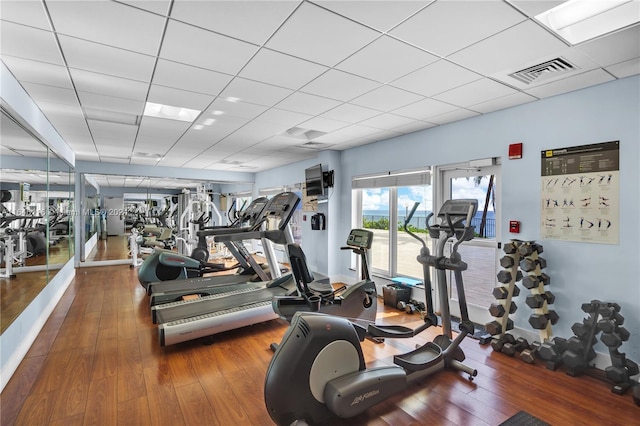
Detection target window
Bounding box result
[353,169,431,279]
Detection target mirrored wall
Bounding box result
[79,173,251,265]
[0,110,74,334]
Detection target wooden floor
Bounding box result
[1,265,638,425]
[0,236,72,334]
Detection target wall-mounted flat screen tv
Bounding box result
[305,163,324,197]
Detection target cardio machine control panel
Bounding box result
[437,199,478,225]
[346,228,373,249]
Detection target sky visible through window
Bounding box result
[363,177,494,213]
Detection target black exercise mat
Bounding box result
[499,411,551,426]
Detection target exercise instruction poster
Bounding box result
[541,141,619,244]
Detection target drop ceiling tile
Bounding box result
[255,108,313,128]
[137,116,192,142]
[300,69,381,102]
[298,116,350,133]
[577,25,640,68]
[506,0,565,17]
[392,98,458,120]
[605,58,640,79]
[220,78,292,107]
[119,0,171,15]
[0,21,63,65]
[170,0,298,45]
[78,91,144,115]
[469,91,537,114]
[320,103,380,124]
[46,1,166,55]
[316,1,431,32]
[276,92,342,115]
[350,85,424,112]
[312,124,380,144]
[21,82,79,107]
[448,20,568,76]
[147,84,215,111]
[336,35,438,83]
[239,48,328,90]
[69,68,148,101]
[357,113,417,130]
[130,157,162,166]
[153,59,233,96]
[134,138,175,155]
[392,120,437,134]
[433,78,520,107]
[428,108,480,125]
[390,0,526,57]
[96,145,133,158]
[525,69,615,99]
[166,131,217,151]
[160,20,258,75]
[390,59,482,97]
[59,35,156,81]
[1,56,72,89]
[265,1,379,67]
[205,98,268,120]
[0,1,51,29]
[88,120,137,146]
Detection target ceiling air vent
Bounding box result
[509,57,578,85]
[299,141,330,150]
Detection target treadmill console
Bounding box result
[264,192,301,230]
[346,228,373,249]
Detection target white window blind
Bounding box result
[352,169,431,189]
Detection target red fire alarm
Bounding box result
[509,220,520,233]
[509,142,523,159]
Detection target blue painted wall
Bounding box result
[255,76,640,360]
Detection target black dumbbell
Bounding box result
[485,318,514,336]
[503,337,530,356]
[525,293,555,309]
[518,242,543,256]
[503,241,519,254]
[563,350,588,376]
[489,301,517,317]
[500,255,516,268]
[528,310,559,329]
[520,257,547,272]
[522,273,551,290]
[497,269,523,284]
[490,333,516,352]
[520,341,541,364]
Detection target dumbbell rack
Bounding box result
[564,300,639,395]
[519,241,557,343]
[485,239,522,354]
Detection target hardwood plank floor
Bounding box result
[1,264,638,425]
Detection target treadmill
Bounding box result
[145,195,290,305]
[153,192,303,346]
[139,196,270,290]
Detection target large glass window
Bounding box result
[353,169,431,279]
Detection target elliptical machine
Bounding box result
[264,199,479,425]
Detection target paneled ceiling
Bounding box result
[1,0,638,172]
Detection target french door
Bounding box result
[438,164,501,325]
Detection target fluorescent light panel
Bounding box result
[536,0,640,45]
[143,102,201,122]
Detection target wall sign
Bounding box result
[541,141,619,244]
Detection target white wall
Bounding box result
[255,75,640,361]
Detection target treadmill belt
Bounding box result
[154,286,290,324]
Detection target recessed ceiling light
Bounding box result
[224,97,241,103]
[143,102,201,122]
[193,124,204,130]
[535,0,640,45]
[203,118,216,126]
[211,110,224,115]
